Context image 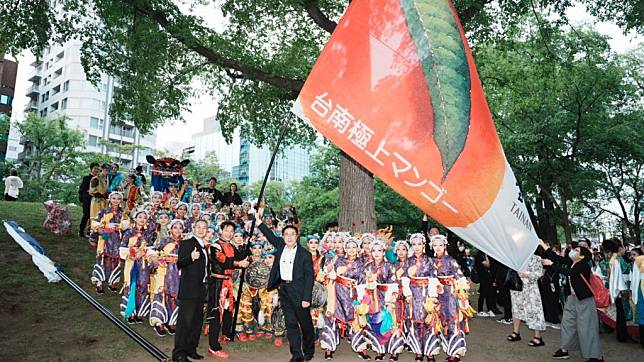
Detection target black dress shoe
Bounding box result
[289,357,304,362]
[173,356,190,362]
[188,352,204,360]
[304,354,315,361]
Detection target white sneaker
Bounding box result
[548,323,561,330]
[487,311,497,317]
[477,311,489,318]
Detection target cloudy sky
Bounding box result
[7,3,642,149]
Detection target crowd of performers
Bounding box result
[87,187,476,362]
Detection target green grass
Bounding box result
[0,202,282,362]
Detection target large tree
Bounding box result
[1,0,641,231]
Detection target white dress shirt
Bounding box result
[280,245,297,281]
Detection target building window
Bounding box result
[8,146,17,151]
[61,98,67,110]
[63,80,69,92]
[88,135,99,146]
[0,94,13,106]
[90,116,104,129]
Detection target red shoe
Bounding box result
[264,333,273,340]
[256,330,265,337]
[238,333,248,342]
[218,336,229,344]
[247,334,256,341]
[208,348,230,359]
[274,337,283,348]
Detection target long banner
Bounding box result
[292,0,538,271]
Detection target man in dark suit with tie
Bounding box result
[255,208,315,362]
[173,219,209,362]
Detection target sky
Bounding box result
[7,3,642,150]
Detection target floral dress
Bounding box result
[510,255,546,331]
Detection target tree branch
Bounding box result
[130,1,304,96]
[303,0,337,33]
[458,0,494,25]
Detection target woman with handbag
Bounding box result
[506,251,546,347]
[542,244,604,361]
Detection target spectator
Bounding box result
[108,164,125,192]
[537,241,562,329]
[78,163,99,237]
[495,262,513,324]
[474,250,501,317]
[3,168,23,201]
[198,176,224,204]
[542,244,604,361]
[135,165,147,188]
[506,252,546,347]
[222,182,243,206]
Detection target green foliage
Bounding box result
[244,180,292,211]
[183,151,230,188]
[15,113,85,201]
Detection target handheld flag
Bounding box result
[292,0,538,271]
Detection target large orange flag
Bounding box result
[292,0,538,271]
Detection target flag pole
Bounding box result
[230,124,289,340]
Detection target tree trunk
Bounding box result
[560,194,573,244]
[339,151,376,233]
[536,188,558,243]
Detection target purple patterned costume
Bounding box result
[434,254,467,358]
[357,261,405,356]
[90,206,125,288]
[403,254,439,357]
[119,225,156,319]
[320,256,364,353]
[149,236,180,328]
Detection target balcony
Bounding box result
[24,100,39,112]
[26,85,41,97]
[30,59,43,67]
[27,72,42,82]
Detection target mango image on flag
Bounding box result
[292,0,539,271]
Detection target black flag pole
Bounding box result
[229,124,289,340]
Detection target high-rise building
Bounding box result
[0,56,18,161]
[191,115,312,185]
[191,116,240,172]
[232,138,311,185]
[18,40,157,169]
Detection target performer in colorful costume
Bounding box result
[631,253,644,347]
[119,210,156,323]
[431,235,475,362]
[401,233,440,362]
[206,221,250,358]
[149,219,183,336]
[91,191,128,294]
[235,239,266,341]
[355,239,403,361]
[321,237,364,360]
[146,155,190,193]
[89,164,110,219]
[124,174,142,214]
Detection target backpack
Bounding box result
[580,272,610,308]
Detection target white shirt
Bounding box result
[280,245,297,281]
[195,236,209,283]
[4,176,23,198]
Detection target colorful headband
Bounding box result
[131,209,148,219]
[307,234,320,241]
[263,248,277,257]
[430,234,448,245]
[345,237,361,248]
[370,239,386,251]
[250,241,265,248]
[169,219,185,229]
[151,191,163,198]
[234,228,245,235]
[360,233,375,242]
[156,210,174,218]
[190,203,202,211]
[395,240,410,251]
[108,191,123,200]
[409,233,426,243]
[176,202,189,211]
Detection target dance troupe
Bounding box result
[86,185,477,362]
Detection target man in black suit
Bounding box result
[256,208,315,362]
[173,219,209,362]
[198,176,224,205]
[78,162,99,238]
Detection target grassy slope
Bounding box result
[0,202,277,362]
